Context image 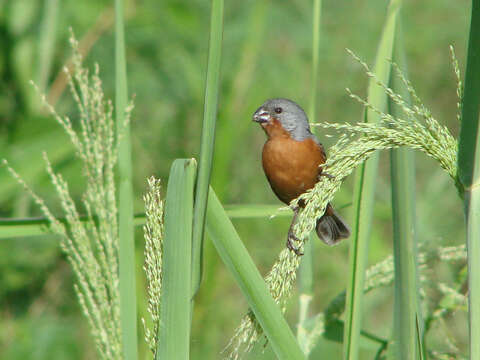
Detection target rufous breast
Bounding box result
[261,120,326,205]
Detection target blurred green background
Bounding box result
[0,0,470,358]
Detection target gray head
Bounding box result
[252,98,313,141]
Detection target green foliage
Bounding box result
[191,0,224,297]
[114,0,137,357]
[293,58,459,240]
[206,188,305,360]
[3,32,133,359]
[0,0,473,359]
[157,159,196,359]
[457,2,480,359]
[223,48,462,358]
[342,1,400,357]
[389,30,424,360]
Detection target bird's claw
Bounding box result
[286,232,304,256]
[320,172,334,180]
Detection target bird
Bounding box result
[252,98,350,255]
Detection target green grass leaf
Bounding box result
[298,0,321,352]
[36,0,59,92]
[0,204,291,240]
[191,0,224,297]
[114,0,137,358]
[156,159,196,359]
[457,1,480,358]
[389,24,424,359]
[206,187,306,360]
[343,1,401,359]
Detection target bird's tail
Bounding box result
[315,204,350,246]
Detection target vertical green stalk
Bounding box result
[343,1,400,359]
[298,0,321,350]
[212,0,268,199]
[389,23,423,359]
[206,188,306,360]
[115,0,137,359]
[191,0,224,296]
[458,1,480,359]
[157,159,196,360]
[37,0,59,92]
[308,0,322,122]
[297,236,313,353]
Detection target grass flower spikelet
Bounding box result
[226,50,461,359]
[3,30,133,359]
[141,177,164,357]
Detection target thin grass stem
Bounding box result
[457,1,480,358]
[114,0,137,358]
[191,0,224,297]
[389,22,424,359]
[343,1,401,359]
[37,0,59,92]
[298,0,322,351]
[0,204,296,240]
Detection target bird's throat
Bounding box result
[261,118,291,139]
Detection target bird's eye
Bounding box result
[274,107,283,114]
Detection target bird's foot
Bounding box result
[286,232,304,256]
[320,172,335,180]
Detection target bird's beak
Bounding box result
[252,108,271,123]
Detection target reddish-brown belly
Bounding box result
[262,137,325,205]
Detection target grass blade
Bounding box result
[308,0,322,124]
[458,0,480,188]
[343,1,401,359]
[37,0,59,92]
[156,159,196,359]
[0,204,292,240]
[297,235,313,353]
[191,0,224,296]
[206,187,306,360]
[457,1,480,358]
[389,23,423,359]
[298,0,321,351]
[114,0,137,358]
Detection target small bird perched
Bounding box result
[252,98,350,255]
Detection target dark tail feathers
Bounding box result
[315,204,350,246]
